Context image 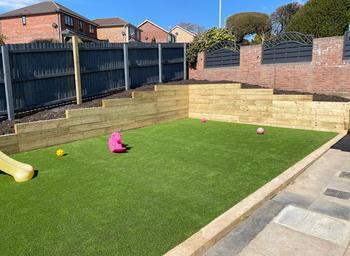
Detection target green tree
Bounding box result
[187,28,236,68]
[226,12,272,42]
[286,0,350,37]
[271,2,303,35]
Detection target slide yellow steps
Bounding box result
[0,151,34,182]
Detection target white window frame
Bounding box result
[64,15,74,27]
[89,25,95,34]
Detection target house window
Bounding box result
[168,34,176,43]
[89,25,95,34]
[79,20,84,31]
[129,26,136,40]
[22,16,26,25]
[64,15,74,27]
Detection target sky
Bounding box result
[0,0,305,30]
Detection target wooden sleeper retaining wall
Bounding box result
[0,85,189,154]
[0,83,349,154]
[189,84,350,133]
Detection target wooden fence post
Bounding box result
[1,45,15,120]
[183,43,187,80]
[72,36,82,105]
[158,44,162,83]
[123,43,130,91]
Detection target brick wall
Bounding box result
[96,26,127,43]
[190,36,350,98]
[139,21,169,43]
[0,14,60,44]
[171,27,195,43]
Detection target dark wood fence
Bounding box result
[262,32,313,64]
[0,42,185,117]
[0,52,5,115]
[204,41,240,68]
[344,32,350,60]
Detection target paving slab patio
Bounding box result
[238,223,346,256]
[205,135,350,256]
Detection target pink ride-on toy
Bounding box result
[108,132,127,153]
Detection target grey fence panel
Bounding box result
[344,32,350,60]
[79,43,125,97]
[128,45,159,89]
[0,52,5,115]
[162,46,184,82]
[9,43,75,113]
[204,41,240,68]
[0,42,185,117]
[262,32,313,64]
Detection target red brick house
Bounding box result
[0,1,99,44]
[93,17,141,43]
[138,20,175,43]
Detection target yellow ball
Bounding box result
[56,149,65,157]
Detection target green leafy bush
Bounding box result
[286,0,350,37]
[187,28,235,68]
[226,12,272,42]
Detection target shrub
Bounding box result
[187,28,236,68]
[286,0,350,37]
[226,12,272,42]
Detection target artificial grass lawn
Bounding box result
[0,119,336,256]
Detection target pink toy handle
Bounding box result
[111,132,122,144]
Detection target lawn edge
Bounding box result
[164,131,347,256]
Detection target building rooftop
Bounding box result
[0,1,97,25]
[93,17,129,27]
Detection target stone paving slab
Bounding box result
[238,223,346,256]
[345,248,350,256]
[309,198,350,221]
[204,201,286,256]
[205,191,317,256]
[272,190,314,208]
[205,147,350,256]
[273,205,350,247]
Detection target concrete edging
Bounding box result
[164,132,347,256]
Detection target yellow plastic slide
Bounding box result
[0,151,34,182]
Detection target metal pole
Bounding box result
[1,45,15,120]
[158,44,162,83]
[183,43,187,80]
[219,0,222,28]
[123,43,130,91]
